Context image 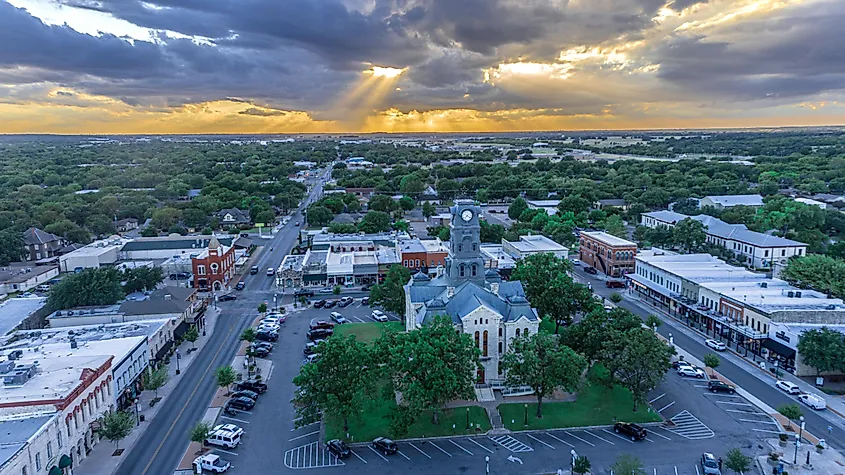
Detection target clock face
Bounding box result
[461,209,473,222]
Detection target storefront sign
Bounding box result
[775,331,791,343]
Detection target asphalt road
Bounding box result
[574,267,845,451]
[115,169,329,475]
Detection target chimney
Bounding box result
[447,286,455,298]
[490,282,499,295]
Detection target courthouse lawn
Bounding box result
[333,321,403,343]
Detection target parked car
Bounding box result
[250,346,270,358]
[193,454,230,473]
[323,300,337,308]
[372,310,388,322]
[313,299,327,308]
[295,289,315,298]
[705,339,727,351]
[170,272,191,280]
[261,316,284,325]
[225,397,255,411]
[305,353,320,363]
[295,222,300,226]
[267,267,276,276]
[230,390,259,401]
[250,266,259,275]
[798,393,827,410]
[326,439,351,459]
[361,297,370,305]
[372,437,398,455]
[236,380,268,393]
[255,330,278,342]
[257,323,281,333]
[330,312,348,324]
[708,380,736,394]
[672,359,693,370]
[605,280,625,289]
[309,320,335,331]
[306,329,333,341]
[205,426,242,448]
[361,284,371,292]
[338,297,354,307]
[36,284,51,292]
[583,266,598,275]
[701,453,721,475]
[235,281,245,290]
[570,257,581,265]
[218,294,237,302]
[318,288,334,294]
[613,422,647,441]
[775,380,801,395]
[677,366,706,378]
[304,343,319,356]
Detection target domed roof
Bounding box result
[506,295,528,304]
[412,270,431,282]
[485,268,502,281]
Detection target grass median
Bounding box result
[333,321,403,343]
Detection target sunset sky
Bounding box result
[1,0,844,133]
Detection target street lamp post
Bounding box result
[466,407,470,430]
[794,415,805,464]
[134,399,140,424]
[524,403,528,426]
[175,349,182,375]
[485,456,489,475]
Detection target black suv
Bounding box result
[306,329,333,341]
[326,439,350,459]
[613,422,647,441]
[583,266,598,275]
[372,437,398,455]
[295,289,315,298]
[323,300,337,309]
[309,320,335,331]
[255,330,278,342]
[236,380,268,394]
[313,299,327,308]
[708,380,736,394]
[226,397,255,411]
[231,390,259,401]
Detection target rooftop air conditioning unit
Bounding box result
[787,291,794,298]
[760,282,768,288]
[795,291,802,298]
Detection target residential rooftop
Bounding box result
[121,235,234,252]
[702,194,764,207]
[0,415,56,468]
[642,211,806,248]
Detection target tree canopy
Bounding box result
[369,265,411,314]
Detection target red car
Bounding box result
[605,280,626,289]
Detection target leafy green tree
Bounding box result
[122,266,164,293]
[558,194,591,214]
[609,292,622,303]
[254,209,276,226]
[240,327,256,344]
[673,218,708,253]
[333,285,341,295]
[257,302,268,313]
[672,198,701,215]
[603,214,627,238]
[167,224,187,235]
[100,411,135,450]
[48,267,125,310]
[782,254,845,300]
[358,211,392,233]
[182,208,209,229]
[479,220,505,243]
[510,253,572,304]
[306,205,333,227]
[190,422,211,446]
[645,314,662,330]
[183,326,199,349]
[611,454,646,475]
[508,197,528,220]
[140,226,158,237]
[437,227,450,241]
[368,195,396,213]
[293,335,375,432]
[398,196,415,213]
[215,366,237,396]
[150,207,182,231]
[777,403,803,430]
[536,274,596,333]
[703,353,721,373]
[393,220,410,233]
[0,229,25,265]
[501,333,586,418]
[724,448,752,474]
[328,223,358,234]
[382,315,480,428]
[369,265,411,314]
[422,201,436,219]
[86,214,116,236]
[603,327,675,411]
[797,327,845,375]
[142,366,170,398]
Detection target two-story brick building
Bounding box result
[191,237,236,291]
[578,231,637,277]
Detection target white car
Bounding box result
[570,258,581,265]
[261,316,284,325]
[705,339,727,351]
[775,380,801,395]
[329,312,348,324]
[677,366,706,379]
[257,323,280,333]
[371,310,388,322]
[797,393,827,410]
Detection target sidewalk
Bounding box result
[76,305,222,475]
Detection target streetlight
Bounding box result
[466,407,470,430]
[134,398,140,424]
[524,403,528,426]
[794,415,805,464]
[485,455,489,475]
[175,349,182,375]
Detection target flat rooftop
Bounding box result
[3,319,169,348]
[399,239,427,254]
[580,231,636,247]
[420,239,449,253]
[0,415,56,467]
[526,200,561,207]
[506,235,568,253]
[0,297,47,338]
[0,265,57,285]
[0,352,112,405]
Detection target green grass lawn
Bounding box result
[333,321,403,343]
[498,366,662,431]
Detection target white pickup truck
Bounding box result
[193,454,231,473]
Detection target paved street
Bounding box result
[115,169,329,475]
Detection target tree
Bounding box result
[257,302,268,313]
[603,327,675,411]
[559,194,591,214]
[673,218,708,253]
[398,196,415,213]
[190,422,211,447]
[140,226,158,237]
[672,198,701,215]
[328,223,358,234]
[368,195,396,213]
[0,229,25,265]
[122,266,164,293]
[724,448,752,474]
[86,214,115,236]
[150,207,182,231]
[603,214,627,238]
[48,267,125,310]
[184,326,199,349]
[142,366,170,398]
[508,197,528,220]
[501,333,586,418]
[422,202,436,219]
[535,274,596,333]
[703,353,721,374]
[797,327,845,375]
[240,327,256,344]
[333,285,341,295]
[100,411,135,450]
[306,205,333,226]
[358,211,391,233]
[292,335,375,432]
[369,265,411,314]
[609,292,622,303]
[611,454,646,475]
[573,455,591,475]
[479,220,505,243]
[777,403,803,430]
[215,366,237,396]
[393,219,410,233]
[382,315,479,430]
[182,208,209,229]
[782,254,845,300]
[645,314,662,330]
[254,209,276,226]
[510,253,572,304]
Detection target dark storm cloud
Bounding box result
[669,0,708,11]
[407,52,488,88]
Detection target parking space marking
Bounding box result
[215,449,239,456]
[716,401,753,406]
[544,432,575,448]
[583,431,615,445]
[408,442,431,459]
[601,429,634,444]
[725,409,759,414]
[564,431,595,447]
[350,450,367,464]
[739,418,778,424]
[291,421,319,431]
[649,393,665,404]
[397,450,411,461]
[428,441,452,457]
[220,416,249,424]
[283,442,345,469]
[367,445,390,462]
[658,401,676,413]
[752,428,783,434]
[449,439,473,455]
[526,433,555,449]
[693,384,710,388]
[288,430,319,442]
[695,464,700,475]
[666,411,715,439]
[466,438,495,453]
[352,316,365,323]
[489,435,535,452]
[644,438,656,443]
[647,429,672,441]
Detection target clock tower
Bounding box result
[446,199,485,283]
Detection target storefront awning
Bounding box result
[59,454,73,469]
[762,339,796,359]
[49,466,62,475]
[174,321,190,339]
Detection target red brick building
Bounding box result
[399,238,449,276]
[579,231,637,277]
[191,237,236,291]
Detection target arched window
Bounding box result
[471,264,478,277]
[524,327,529,336]
[482,331,488,357]
[458,243,463,252]
[474,331,480,348]
[472,243,477,252]
[607,250,612,258]
[210,263,219,275]
[515,328,521,338]
[498,341,503,353]
[498,328,503,337]
[459,264,465,277]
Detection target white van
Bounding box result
[36,284,50,292]
[798,393,826,410]
[205,426,243,448]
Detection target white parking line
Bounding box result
[428,441,452,457]
[220,416,249,424]
[526,433,555,449]
[647,429,672,441]
[215,449,239,456]
[649,393,665,404]
[601,429,634,444]
[397,450,411,461]
[288,430,319,442]
[644,438,656,443]
[291,421,319,431]
[716,401,753,406]
[466,438,495,453]
[739,418,778,425]
[352,316,365,323]
[583,431,615,445]
[367,445,389,462]
[695,464,700,475]
[564,431,595,447]
[726,409,758,414]
[350,450,368,464]
[545,432,575,447]
[752,428,783,434]
[408,443,431,459]
[449,439,473,455]
[658,401,676,413]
